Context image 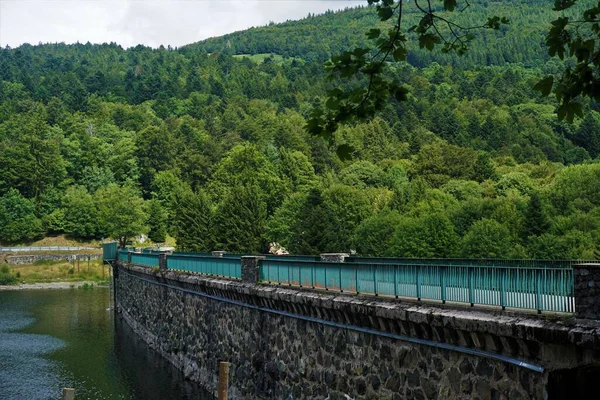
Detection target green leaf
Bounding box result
[336,144,354,161]
[533,76,554,97]
[553,0,577,11]
[444,0,456,12]
[366,28,381,39]
[377,6,393,21]
[392,46,407,62]
[418,34,441,51]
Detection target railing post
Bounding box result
[468,267,474,307]
[127,251,132,264]
[373,264,378,296]
[536,269,543,314]
[394,265,398,299]
[573,263,600,319]
[311,262,315,289]
[241,256,265,283]
[416,264,421,301]
[500,268,506,311]
[440,266,446,304]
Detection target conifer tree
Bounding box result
[147,199,168,243]
[523,192,551,238]
[171,188,213,252]
[213,184,266,253]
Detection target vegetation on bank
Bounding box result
[0,259,110,285]
[0,1,599,259]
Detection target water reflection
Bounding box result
[0,288,211,400]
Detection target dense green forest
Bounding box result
[0,0,599,258]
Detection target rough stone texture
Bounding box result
[158,253,168,271]
[241,256,265,283]
[320,253,349,263]
[574,263,600,320]
[5,253,101,265]
[115,263,600,399]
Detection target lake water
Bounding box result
[0,287,212,399]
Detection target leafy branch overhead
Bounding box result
[306,0,509,157]
[535,0,600,123]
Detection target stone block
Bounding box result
[574,263,600,320]
[320,253,349,263]
[241,256,265,283]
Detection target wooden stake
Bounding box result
[218,361,229,400]
[62,388,75,400]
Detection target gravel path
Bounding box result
[0,281,104,291]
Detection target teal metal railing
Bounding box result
[117,249,130,262]
[130,253,160,268]
[345,257,576,269]
[110,248,577,313]
[102,242,118,261]
[259,259,575,313]
[166,254,241,279]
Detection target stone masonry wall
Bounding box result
[5,253,101,265]
[110,263,600,399]
[574,264,600,320]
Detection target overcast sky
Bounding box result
[0,0,364,48]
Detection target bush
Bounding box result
[0,266,17,285]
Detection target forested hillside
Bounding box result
[0,0,599,258]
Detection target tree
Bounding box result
[289,188,335,255]
[356,208,403,256]
[460,218,513,258]
[62,185,98,238]
[535,1,600,123]
[147,199,168,243]
[389,213,459,258]
[523,192,551,238]
[306,0,508,152]
[171,188,213,252]
[213,184,267,253]
[96,184,147,246]
[265,192,307,250]
[0,189,44,243]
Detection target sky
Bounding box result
[0,0,364,48]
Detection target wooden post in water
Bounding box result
[218,361,229,400]
[61,388,75,400]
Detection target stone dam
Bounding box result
[109,252,600,399]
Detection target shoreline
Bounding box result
[0,281,107,291]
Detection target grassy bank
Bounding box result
[1,258,111,285]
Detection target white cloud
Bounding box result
[0,0,364,48]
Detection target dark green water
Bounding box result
[0,287,211,400]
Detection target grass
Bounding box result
[0,265,17,285]
[5,258,111,284]
[0,234,101,248]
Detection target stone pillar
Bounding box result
[574,263,600,320]
[158,253,168,271]
[320,253,349,263]
[241,256,265,283]
[212,251,225,258]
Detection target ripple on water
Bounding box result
[0,308,67,400]
[0,311,36,332]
